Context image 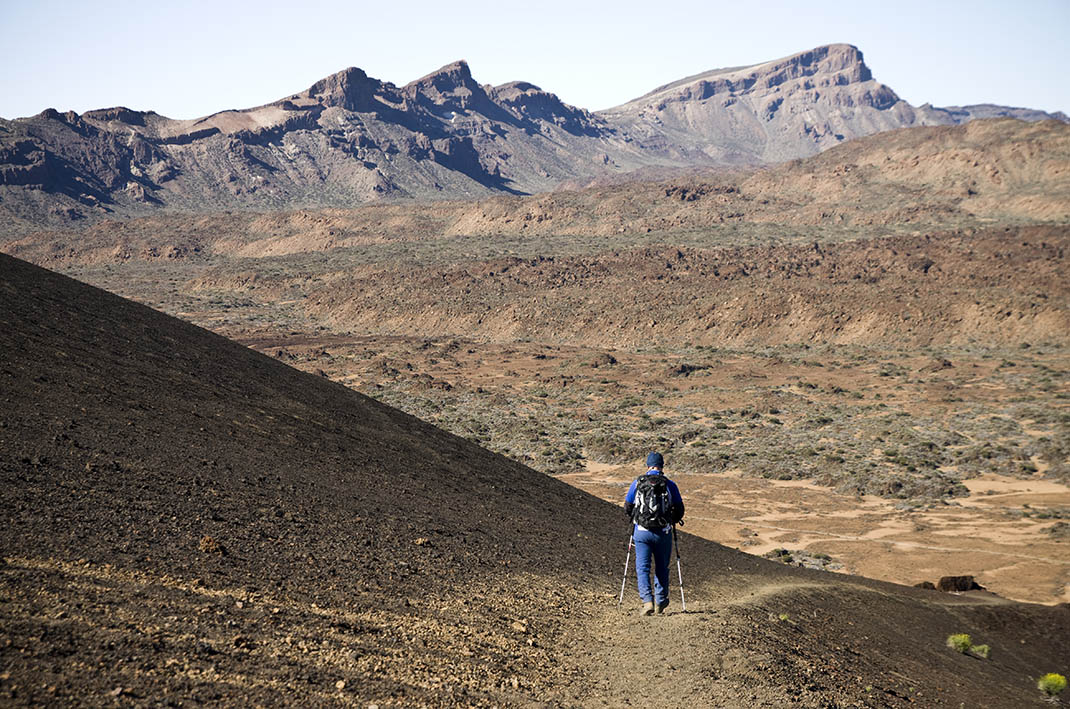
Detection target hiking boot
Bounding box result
[640,601,655,616]
[655,601,668,614]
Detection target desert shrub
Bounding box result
[613,395,643,411]
[957,440,1032,476]
[946,634,972,653]
[832,470,968,501]
[1038,673,1066,697]
[581,431,650,464]
[670,446,731,474]
[1032,429,1070,479]
[767,549,793,564]
[971,644,991,659]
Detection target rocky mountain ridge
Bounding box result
[0,44,1065,234]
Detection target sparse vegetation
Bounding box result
[1038,673,1067,697]
[764,548,843,572]
[946,633,972,654]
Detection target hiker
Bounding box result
[624,451,684,615]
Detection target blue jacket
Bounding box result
[625,469,684,532]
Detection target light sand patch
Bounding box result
[766,478,835,493]
[1030,455,1051,474]
[859,521,914,540]
[744,536,844,557]
[979,560,1070,604]
[962,474,1070,497]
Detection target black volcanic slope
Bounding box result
[2,253,1070,707]
[0,251,640,705]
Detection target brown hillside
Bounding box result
[6,118,1068,268]
[289,225,1069,349]
[3,257,1070,707]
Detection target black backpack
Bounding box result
[632,474,673,529]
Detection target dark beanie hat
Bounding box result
[646,451,664,469]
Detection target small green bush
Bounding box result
[971,644,990,659]
[946,633,972,653]
[1038,673,1067,697]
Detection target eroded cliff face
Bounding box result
[0,44,1064,233]
[602,44,921,164]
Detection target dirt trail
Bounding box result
[572,569,794,707]
[581,602,729,707]
[571,569,1042,708]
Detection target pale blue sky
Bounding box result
[2,0,1067,120]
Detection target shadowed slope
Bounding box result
[0,251,641,705]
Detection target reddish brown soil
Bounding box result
[287,226,1069,349]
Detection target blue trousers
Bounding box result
[634,527,672,604]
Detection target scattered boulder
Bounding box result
[665,363,707,377]
[937,575,984,593]
[198,535,226,555]
[919,358,953,373]
[914,581,937,590]
[588,353,617,368]
[1046,521,1070,540]
[763,548,843,572]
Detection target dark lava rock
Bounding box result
[937,575,984,592]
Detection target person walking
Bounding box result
[624,451,684,615]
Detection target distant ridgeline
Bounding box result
[0,43,1066,233]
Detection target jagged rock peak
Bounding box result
[402,60,502,117]
[780,43,872,82]
[405,60,478,94]
[491,81,545,101]
[303,66,384,111]
[721,43,873,85]
[82,107,154,126]
[488,81,603,135]
[623,43,878,109]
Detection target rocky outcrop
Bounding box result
[302,66,388,113]
[601,44,930,164]
[937,575,986,592]
[490,81,606,136]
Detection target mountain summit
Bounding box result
[602,44,914,163]
[0,43,1065,233]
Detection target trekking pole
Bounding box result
[617,534,634,608]
[672,525,686,611]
